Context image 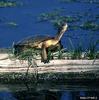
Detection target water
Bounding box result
[0,91,16,100]
[0,0,99,50]
[0,83,99,100]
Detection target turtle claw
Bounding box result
[44,60,49,63]
[41,59,49,63]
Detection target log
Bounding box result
[0,53,99,73]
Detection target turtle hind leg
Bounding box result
[41,58,49,63]
[47,48,53,61]
[43,59,49,63]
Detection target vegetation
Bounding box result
[0,71,99,84]
[80,21,99,31]
[37,10,99,32]
[38,12,80,29]
[13,48,38,82]
[0,1,17,7]
[7,22,18,27]
[38,14,79,23]
[59,0,99,4]
[11,44,99,60]
[37,11,59,22]
[86,40,99,59]
[71,44,83,59]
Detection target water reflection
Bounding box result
[0,89,98,100]
[14,90,99,100]
[1,71,99,100]
[0,91,17,100]
[61,91,71,100]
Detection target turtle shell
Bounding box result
[16,35,51,46]
[13,35,63,56]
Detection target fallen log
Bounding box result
[0,53,99,73]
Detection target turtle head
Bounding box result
[57,22,68,33]
[61,22,68,31]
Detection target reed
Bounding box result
[86,40,99,59]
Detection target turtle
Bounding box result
[13,22,68,63]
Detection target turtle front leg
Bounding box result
[41,44,49,63]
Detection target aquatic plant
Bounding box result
[0,1,16,7]
[96,14,99,19]
[59,0,78,3]
[6,22,18,27]
[15,49,34,60]
[58,51,63,59]
[51,16,79,31]
[38,12,80,32]
[66,38,99,59]
[66,38,85,59]
[80,21,99,31]
[55,16,79,22]
[38,11,80,25]
[86,40,99,59]
[37,11,59,22]
[59,0,99,4]
[96,52,99,59]
[83,0,99,4]
[71,44,83,59]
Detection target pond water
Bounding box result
[0,83,99,100]
[0,0,99,51]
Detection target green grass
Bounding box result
[86,40,99,59]
[71,46,83,59]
